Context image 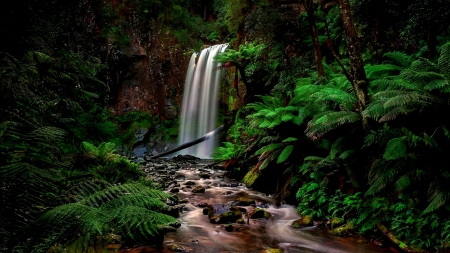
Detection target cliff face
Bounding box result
[109,23,190,119]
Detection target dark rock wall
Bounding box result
[109,23,190,119]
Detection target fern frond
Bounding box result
[423,190,448,214]
[277,145,294,163]
[383,51,413,67]
[438,42,450,77]
[255,143,282,156]
[383,137,407,161]
[305,111,361,140]
[395,175,411,192]
[365,64,404,79]
[366,161,400,196]
[311,87,356,110]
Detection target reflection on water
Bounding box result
[121,166,395,253]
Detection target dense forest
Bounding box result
[2,0,450,252]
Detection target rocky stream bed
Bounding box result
[118,156,397,253]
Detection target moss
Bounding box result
[331,222,354,236]
[330,217,344,229]
[291,215,313,228]
[260,249,283,253]
[248,208,271,219]
[242,170,260,187]
[235,197,256,206]
[192,185,205,193]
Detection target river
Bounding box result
[120,160,397,253]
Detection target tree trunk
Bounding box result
[337,0,370,128]
[150,125,225,159]
[305,0,325,78]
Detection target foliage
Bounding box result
[17,183,176,252]
[215,33,450,250]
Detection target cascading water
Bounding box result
[178,44,228,158]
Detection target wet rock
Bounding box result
[209,205,243,224]
[225,223,233,232]
[165,205,181,218]
[175,175,185,181]
[133,147,147,158]
[330,217,344,229]
[185,181,196,185]
[223,191,233,195]
[199,173,211,179]
[166,243,185,252]
[192,185,205,193]
[169,188,179,193]
[291,215,313,228]
[331,222,354,236]
[136,157,145,164]
[248,208,271,219]
[236,218,246,224]
[169,221,182,228]
[235,197,256,206]
[179,198,189,204]
[194,202,209,208]
[229,183,239,187]
[260,249,283,253]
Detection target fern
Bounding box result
[383,51,413,68]
[383,137,407,160]
[305,111,361,140]
[277,145,294,163]
[25,183,176,251]
[438,42,450,77]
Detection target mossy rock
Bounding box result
[167,243,185,252]
[209,205,243,224]
[330,217,344,229]
[235,197,256,206]
[331,222,354,236]
[192,185,205,193]
[236,218,246,224]
[260,249,283,253]
[185,181,196,185]
[291,215,313,228]
[248,208,271,219]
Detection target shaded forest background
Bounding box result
[2,0,450,252]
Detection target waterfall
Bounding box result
[178,44,228,158]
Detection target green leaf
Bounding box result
[277,145,294,163]
[282,137,298,143]
[383,137,407,160]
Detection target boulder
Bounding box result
[205,204,244,224]
[192,185,206,193]
[234,197,256,206]
[248,208,271,219]
[291,215,313,228]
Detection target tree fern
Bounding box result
[305,111,361,140]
